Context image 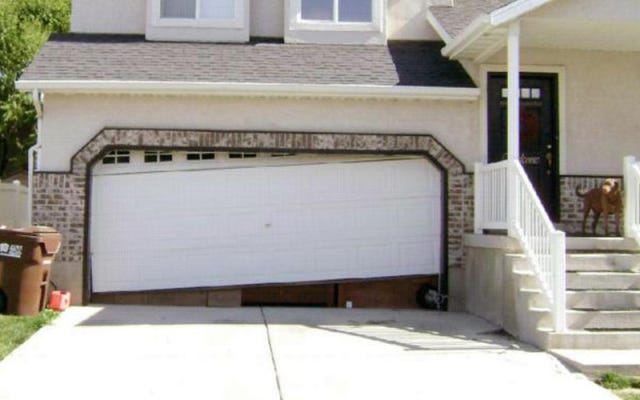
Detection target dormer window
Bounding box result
[149,0,246,30]
[301,0,372,23]
[286,0,384,44]
[160,0,235,21]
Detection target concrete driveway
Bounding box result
[0,306,616,400]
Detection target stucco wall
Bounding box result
[39,94,479,172]
[70,0,442,41]
[71,0,146,34]
[482,48,640,176]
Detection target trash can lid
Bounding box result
[0,226,61,255]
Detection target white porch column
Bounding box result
[507,21,520,237]
[507,21,520,160]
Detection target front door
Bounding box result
[488,73,559,221]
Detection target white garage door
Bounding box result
[90,152,442,293]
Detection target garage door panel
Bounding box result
[91,157,442,293]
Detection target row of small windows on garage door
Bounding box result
[102,150,297,165]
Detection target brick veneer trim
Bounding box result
[33,129,470,304]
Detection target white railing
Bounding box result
[624,156,640,245]
[474,160,509,232]
[475,160,566,332]
[0,180,29,228]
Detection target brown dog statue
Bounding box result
[575,178,622,236]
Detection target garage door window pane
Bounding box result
[301,0,333,21]
[161,0,196,18]
[200,0,235,19]
[339,0,372,22]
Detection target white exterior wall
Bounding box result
[482,48,640,176]
[38,94,479,172]
[251,0,284,38]
[70,0,442,41]
[71,0,146,34]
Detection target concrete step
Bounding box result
[566,272,640,290]
[547,330,640,349]
[567,310,640,330]
[566,237,639,252]
[521,288,550,309]
[567,290,640,310]
[549,349,640,377]
[566,253,640,272]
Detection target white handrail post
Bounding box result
[507,160,518,237]
[474,163,484,234]
[552,230,566,332]
[624,156,636,238]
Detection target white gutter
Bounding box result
[15,80,480,101]
[28,89,44,226]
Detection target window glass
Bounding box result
[338,0,372,22]
[161,0,196,18]
[200,0,235,19]
[301,0,333,21]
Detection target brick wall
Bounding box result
[32,129,473,300]
[559,175,623,235]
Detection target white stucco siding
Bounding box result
[69,0,443,41]
[251,0,284,38]
[71,0,146,34]
[484,48,640,176]
[387,0,442,41]
[38,94,479,172]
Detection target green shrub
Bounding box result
[598,372,632,390]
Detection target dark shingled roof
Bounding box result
[430,0,517,39]
[20,34,476,88]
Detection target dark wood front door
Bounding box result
[488,73,560,221]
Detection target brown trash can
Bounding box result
[0,227,62,316]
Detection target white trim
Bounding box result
[288,0,383,33]
[149,0,245,29]
[441,15,491,58]
[441,0,555,59]
[15,80,480,101]
[479,64,566,174]
[425,10,452,43]
[490,0,553,26]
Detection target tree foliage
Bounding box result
[0,0,70,178]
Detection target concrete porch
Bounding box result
[460,233,640,376]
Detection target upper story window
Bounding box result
[301,0,372,23]
[150,0,244,29]
[289,0,383,32]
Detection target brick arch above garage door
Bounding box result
[32,129,473,302]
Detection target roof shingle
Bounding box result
[430,0,517,39]
[19,34,476,88]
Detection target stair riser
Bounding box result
[567,312,640,330]
[566,254,640,272]
[548,333,640,349]
[567,292,640,310]
[566,274,640,290]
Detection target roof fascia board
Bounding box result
[441,15,491,58]
[441,0,555,59]
[15,80,480,101]
[490,0,554,26]
[426,10,452,43]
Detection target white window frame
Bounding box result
[150,0,245,29]
[289,0,383,32]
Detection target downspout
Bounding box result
[28,89,44,226]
